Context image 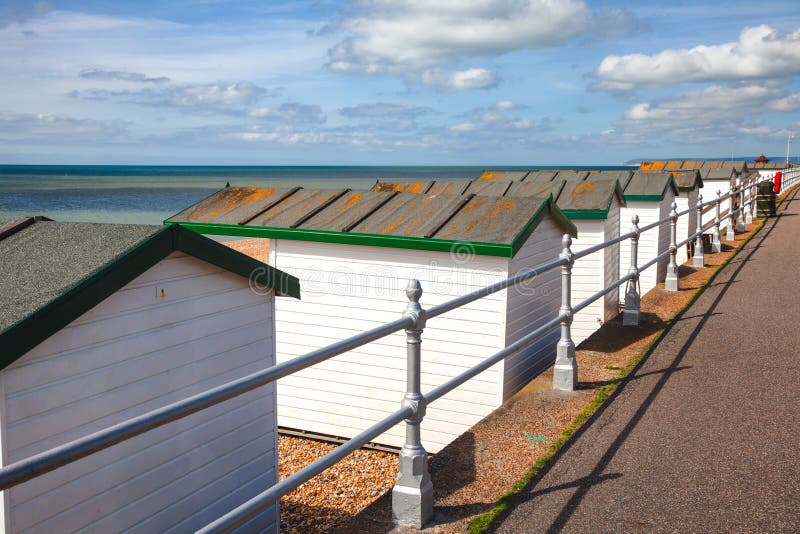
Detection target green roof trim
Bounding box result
[510,194,577,253]
[623,194,668,201]
[561,209,609,219]
[166,220,517,257]
[165,195,577,259]
[0,224,299,369]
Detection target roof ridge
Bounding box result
[236,186,303,225]
[426,194,475,239]
[0,216,52,243]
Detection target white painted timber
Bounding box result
[272,217,564,453]
[502,217,562,398]
[675,189,697,266]
[568,200,621,345]
[701,178,737,230]
[0,252,278,533]
[619,191,675,302]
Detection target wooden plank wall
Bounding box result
[1,252,278,533]
[271,241,510,453]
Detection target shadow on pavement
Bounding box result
[491,186,797,533]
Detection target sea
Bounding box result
[0,165,631,225]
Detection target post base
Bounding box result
[726,227,735,241]
[392,446,433,528]
[623,308,639,326]
[553,339,577,391]
[693,253,704,267]
[711,238,722,253]
[623,282,640,326]
[665,268,679,292]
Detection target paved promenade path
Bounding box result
[496,188,800,533]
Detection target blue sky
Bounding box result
[1,0,799,165]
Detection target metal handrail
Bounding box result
[0,315,414,491]
[426,256,568,320]
[0,173,784,533]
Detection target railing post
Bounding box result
[392,279,433,528]
[738,186,747,232]
[623,215,640,326]
[553,234,577,391]
[747,181,755,224]
[712,190,722,253]
[694,194,705,267]
[665,202,679,291]
[726,189,736,241]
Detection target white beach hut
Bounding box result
[644,170,702,266]
[167,186,577,453]
[0,217,299,533]
[375,174,625,345]
[700,168,739,228]
[551,179,625,344]
[603,172,678,300]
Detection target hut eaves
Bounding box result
[166,187,578,258]
[0,218,300,366]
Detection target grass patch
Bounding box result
[466,201,782,534]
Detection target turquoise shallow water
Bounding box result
[0,165,630,225]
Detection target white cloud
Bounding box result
[494,100,526,110]
[79,68,170,83]
[596,25,800,89]
[617,83,800,142]
[0,112,129,140]
[327,0,632,90]
[168,81,266,107]
[248,103,326,124]
[339,102,436,119]
[70,81,274,114]
[449,122,477,133]
[419,68,497,91]
[448,102,555,139]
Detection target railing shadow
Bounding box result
[333,432,480,533]
[579,365,692,389]
[489,185,795,533]
[577,311,662,353]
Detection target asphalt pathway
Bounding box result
[496,188,800,533]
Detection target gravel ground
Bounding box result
[278,436,398,533]
[257,224,759,534]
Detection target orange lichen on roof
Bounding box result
[665,161,682,170]
[372,182,401,192]
[479,171,498,181]
[649,161,665,170]
[241,188,275,203]
[187,187,274,221]
[490,199,516,218]
[572,182,596,198]
[407,182,425,193]
[382,216,405,233]
[464,201,477,211]
[339,192,362,212]
[640,162,655,170]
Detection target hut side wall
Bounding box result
[271,240,509,453]
[656,190,675,283]
[567,219,607,346]
[0,252,278,533]
[675,190,697,265]
[501,217,562,399]
[620,200,669,300]
[602,201,621,322]
[701,179,737,230]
